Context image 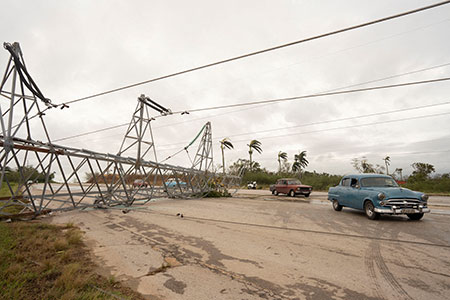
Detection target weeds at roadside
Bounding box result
[0,221,145,300]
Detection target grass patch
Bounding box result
[403,175,450,194]
[0,182,20,198]
[0,182,27,215]
[0,221,145,300]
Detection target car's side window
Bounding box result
[341,178,350,186]
[283,180,287,185]
[350,178,359,188]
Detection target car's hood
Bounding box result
[362,186,420,199]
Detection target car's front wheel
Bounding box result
[407,213,424,220]
[332,200,342,211]
[272,190,276,195]
[274,190,279,196]
[288,190,295,197]
[304,193,310,198]
[364,201,379,220]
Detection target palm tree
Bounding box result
[219,138,233,174]
[292,161,301,173]
[292,151,309,177]
[277,151,287,173]
[395,168,403,181]
[247,140,262,169]
[383,156,391,175]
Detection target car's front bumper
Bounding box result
[374,207,430,214]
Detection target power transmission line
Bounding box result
[215,100,450,141]
[157,110,450,151]
[52,67,450,143]
[157,99,450,148]
[53,122,128,143]
[172,76,450,114]
[228,111,450,144]
[143,17,450,106]
[62,0,450,105]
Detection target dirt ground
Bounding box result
[48,190,450,299]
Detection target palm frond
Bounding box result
[278,151,287,160]
[292,161,301,172]
[220,138,234,150]
[294,151,308,168]
[249,140,262,154]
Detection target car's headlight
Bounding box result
[377,193,386,200]
[421,194,429,202]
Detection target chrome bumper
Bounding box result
[374,207,430,214]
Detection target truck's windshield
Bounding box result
[360,177,398,187]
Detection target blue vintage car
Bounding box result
[328,174,430,220]
[165,178,187,188]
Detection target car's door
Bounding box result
[338,177,351,206]
[279,180,288,194]
[346,177,362,209]
[275,180,282,193]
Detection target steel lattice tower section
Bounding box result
[0,42,241,217]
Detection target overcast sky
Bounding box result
[1,0,450,177]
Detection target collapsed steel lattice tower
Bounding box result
[0,42,241,217]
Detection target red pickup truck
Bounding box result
[270,178,312,197]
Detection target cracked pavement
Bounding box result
[48,190,450,299]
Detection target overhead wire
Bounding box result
[139,17,450,107]
[156,110,450,152]
[61,0,450,106]
[171,76,450,114]
[51,18,450,145]
[229,111,450,144]
[52,61,450,144]
[157,99,450,148]
[212,100,450,141]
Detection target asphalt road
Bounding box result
[50,190,450,299]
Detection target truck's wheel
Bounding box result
[288,190,295,197]
[272,190,276,195]
[274,190,278,196]
[332,200,342,211]
[364,201,379,220]
[304,193,310,198]
[407,213,424,220]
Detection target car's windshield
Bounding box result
[287,180,301,185]
[360,177,398,187]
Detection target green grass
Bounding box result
[0,182,20,197]
[0,182,26,214]
[402,175,450,194]
[0,222,145,300]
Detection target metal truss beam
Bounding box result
[0,42,241,217]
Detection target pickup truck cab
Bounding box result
[271,178,312,197]
[328,174,430,220]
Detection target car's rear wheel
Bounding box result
[407,213,424,220]
[364,201,379,220]
[332,200,342,211]
[288,190,295,197]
